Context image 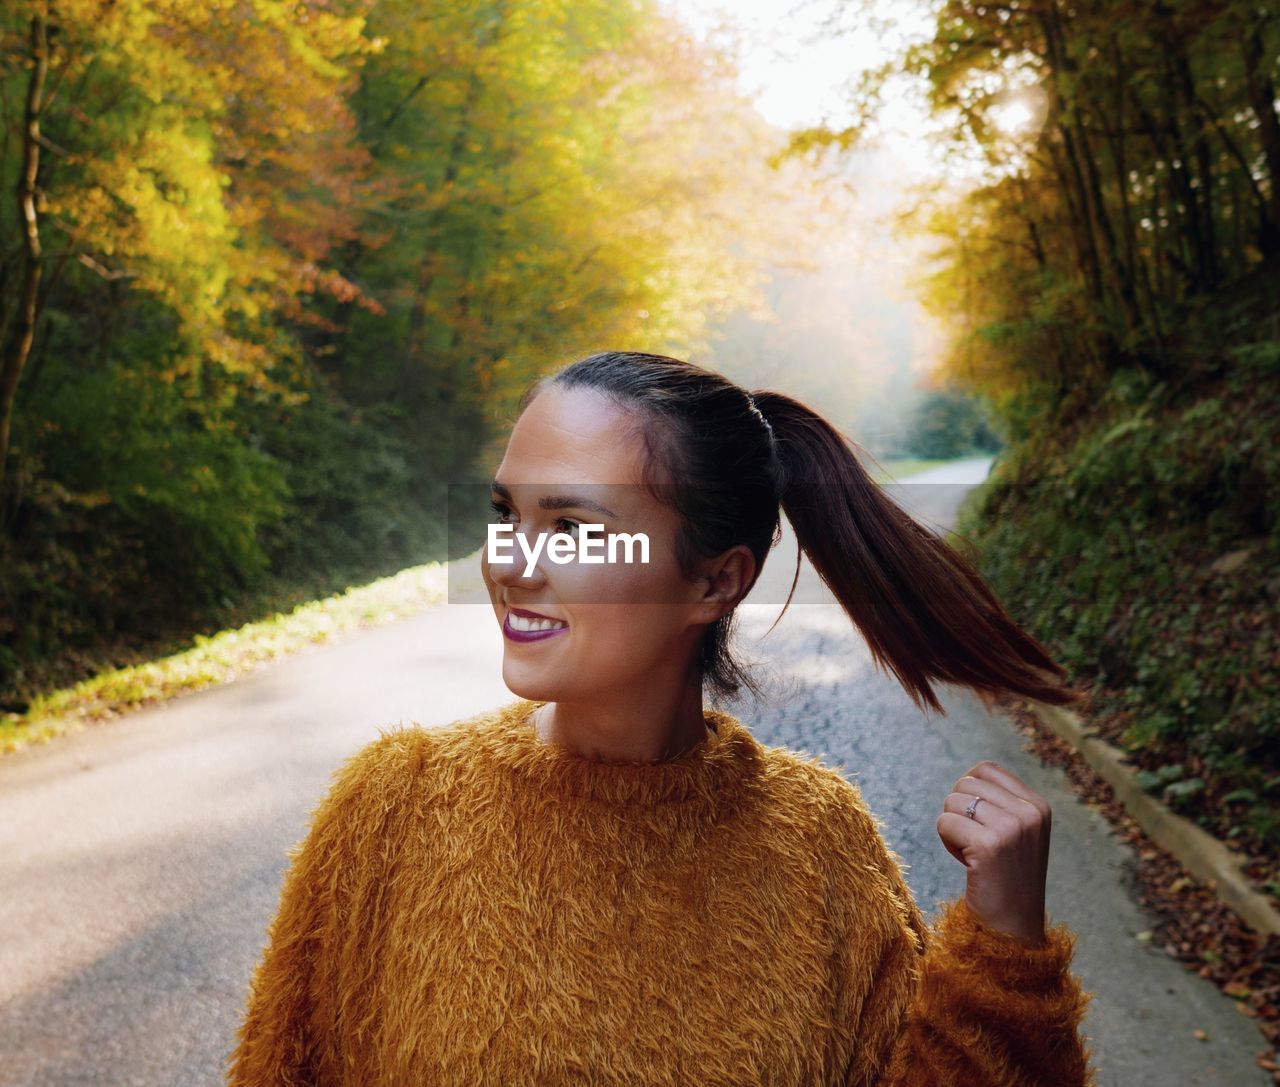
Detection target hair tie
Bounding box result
[744,389,774,445]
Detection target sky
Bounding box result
[659,0,958,449]
[665,0,942,176]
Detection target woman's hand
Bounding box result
[937,759,1052,947]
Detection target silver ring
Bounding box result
[964,796,983,820]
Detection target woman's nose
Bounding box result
[484,528,548,588]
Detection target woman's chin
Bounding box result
[501,666,565,704]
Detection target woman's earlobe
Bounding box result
[690,574,733,624]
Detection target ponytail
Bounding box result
[752,388,1084,715]
[529,351,1083,713]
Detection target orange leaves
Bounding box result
[16,0,376,383]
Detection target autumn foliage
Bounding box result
[0,0,803,699]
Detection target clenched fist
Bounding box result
[937,760,1052,947]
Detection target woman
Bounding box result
[227,351,1097,1085]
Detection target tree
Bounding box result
[788,0,1280,418]
[0,0,372,509]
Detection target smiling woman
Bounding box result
[227,352,1098,1086]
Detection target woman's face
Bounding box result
[480,384,750,705]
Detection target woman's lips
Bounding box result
[503,612,570,643]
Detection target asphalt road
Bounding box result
[0,459,1267,1085]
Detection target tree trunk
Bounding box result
[1045,130,1104,304]
[1242,28,1280,249]
[1102,44,1161,350]
[403,3,507,407]
[1198,88,1275,251]
[1155,3,1216,288]
[1037,0,1141,376]
[0,15,49,509]
[1131,93,1199,295]
[1038,5,1107,308]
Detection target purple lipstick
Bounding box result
[503,606,570,643]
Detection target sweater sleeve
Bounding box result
[840,809,1098,1087]
[225,732,410,1086]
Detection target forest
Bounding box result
[0,0,812,703]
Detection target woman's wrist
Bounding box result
[960,896,1049,948]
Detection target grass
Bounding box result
[1,562,450,756]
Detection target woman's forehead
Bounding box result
[498,386,652,488]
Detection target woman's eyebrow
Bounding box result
[489,479,619,519]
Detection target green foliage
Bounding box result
[905,385,1003,458]
[858,0,1280,417]
[1163,777,1207,809]
[0,474,148,671]
[247,389,445,578]
[1135,764,1191,794]
[0,0,802,707]
[39,365,288,593]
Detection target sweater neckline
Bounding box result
[482,697,752,808]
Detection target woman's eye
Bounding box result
[488,501,578,537]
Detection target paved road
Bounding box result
[0,458,1267,1085]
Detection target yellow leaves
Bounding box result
[18,0,805,432]
[245,0,364,81]
[18,0,372,396]
[63,118,235,322]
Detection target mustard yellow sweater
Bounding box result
[227,698,1098,1086]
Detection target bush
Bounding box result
[955,360,1279,855]
[905,386,1003,459]
[35,363,289,599]
[247,387,446,578]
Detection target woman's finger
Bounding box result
[961,760,1052,820]
[943,788,1017,826]
[935,810,991,866]
[951,772,1042,824]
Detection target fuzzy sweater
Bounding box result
[227,698,1098,1086]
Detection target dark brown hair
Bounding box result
[518,350,1085,715]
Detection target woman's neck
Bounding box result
[532,680,714,764]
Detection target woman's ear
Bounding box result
[692,545,757,622]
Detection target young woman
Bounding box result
[227,351,1097,1086]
